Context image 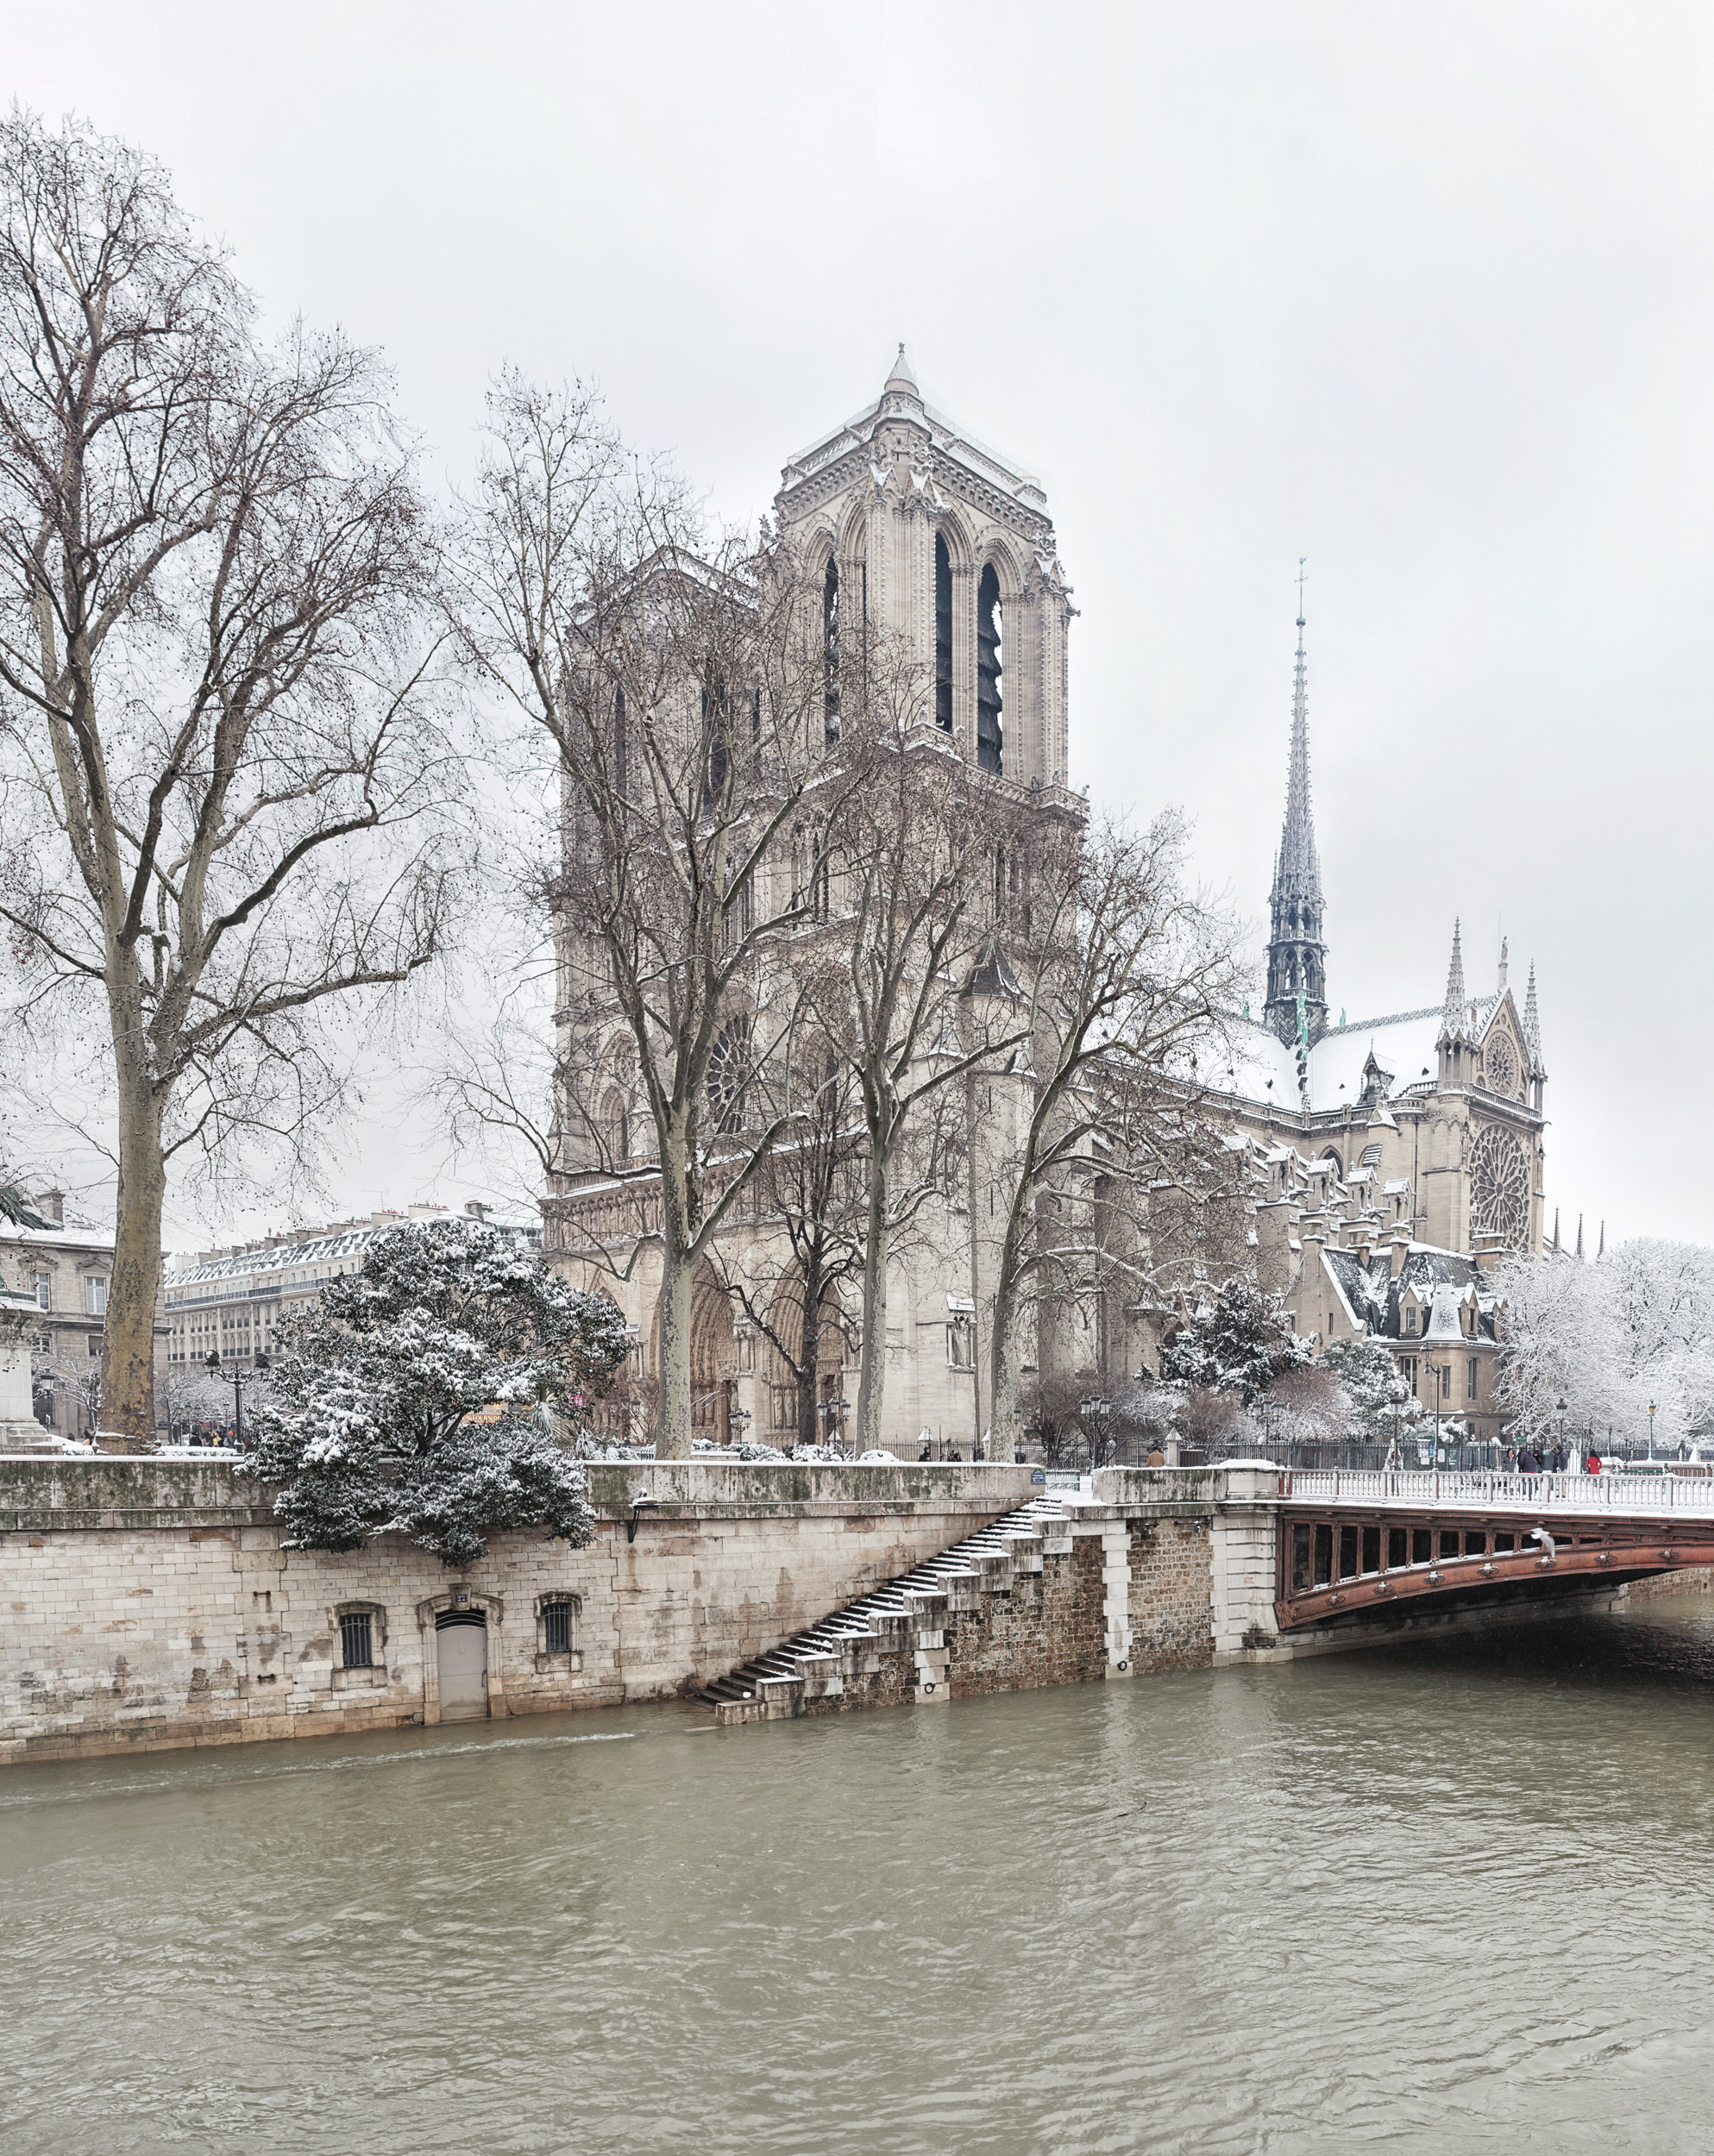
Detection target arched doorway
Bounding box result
[435,1610,489,1722]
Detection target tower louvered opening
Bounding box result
[976,562,1002,774]
[933,532,952,732]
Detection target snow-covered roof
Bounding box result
[1216,998,1505,1116]
[1322,1242,1501,1342]
[164,1209,539,1296]
[0,1215,114,1254]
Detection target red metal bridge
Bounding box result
[1273,1469,1714,1633]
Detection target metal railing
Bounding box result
[1278,1468,1714,1518]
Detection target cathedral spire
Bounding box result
[1598,1219,1605,1259]
[1575,1213,1585,1260]
[1263,562,1328,1050]
[1438,918,1468,1043]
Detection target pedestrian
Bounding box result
[1585,1445,1602,1475]
[1146,1445,1165,1468]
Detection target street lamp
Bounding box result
[1555,1397,1567,1465]
[1648,1400,1657,1459]
[205,1348,267,1451]
[817,1395,851,1453]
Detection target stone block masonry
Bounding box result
[0,1459,1030,1764]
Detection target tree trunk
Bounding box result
[104,1034,165,1451]
[987,1197,1031,1464]
[853,1144,891,1453]
[796,1250,823,1452]
[655,1235,694,1459]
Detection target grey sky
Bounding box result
[13,3,1711,1246]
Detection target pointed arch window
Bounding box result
[613,686,627,793]
[823,559,840,746]
[976,563,1002,774]
[933,532,952,732]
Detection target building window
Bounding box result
[823,558,840,745]
[543,1600,574,1656]
[1467,1357,1479,1400]
[976,563,1002,774]
[1404,1307,1417,1334]
[31,1273,49,1310]
[88,1334,100,1358]
[933,532,952,731]
[339,1611,374,1669]
[85,1276,107,1317]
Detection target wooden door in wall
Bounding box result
[436,1611,489,1721]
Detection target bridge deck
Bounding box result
[1271,1469,1714,1632]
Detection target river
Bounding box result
[5,1599,1714,2154]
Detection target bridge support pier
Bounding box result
[1209,1466,1284,1663]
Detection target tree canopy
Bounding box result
[249,1220,629,1566]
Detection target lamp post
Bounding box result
[817,1394,851,1454]
[1648,1400,1657,1460]
[204,1348,267,1451]
[1555,1397,1567,1469]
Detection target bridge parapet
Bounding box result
[1282,1468,1714,1520]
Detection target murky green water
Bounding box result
[6,1602,1714,2154]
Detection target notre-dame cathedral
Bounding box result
[548,351,1548,1451]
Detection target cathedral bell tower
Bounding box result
[1264,570,1329,1056]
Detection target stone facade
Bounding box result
[0,1192,168,1442]
[543,352,1089,1457]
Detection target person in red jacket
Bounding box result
[1585,1447,1603,1475]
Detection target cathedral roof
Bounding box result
[1322,1243,1500,1342]
[778,351,1051,518]
[1221,1002,1459,1113]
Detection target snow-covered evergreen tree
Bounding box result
[1159,1277,1311,1404]
[1320,1337,1417,1441]
[248,1220,630,1566]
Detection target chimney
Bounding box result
[464,1200,491,1221]
[36,1188,65,1226]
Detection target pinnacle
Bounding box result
[1440,918,1467,1041]
[883,342,920,397]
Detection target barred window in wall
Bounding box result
[543,1600,574,1655]
[339,1612,374,1669]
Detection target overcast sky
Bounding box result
[13,3,1712,1248]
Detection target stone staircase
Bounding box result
[698,1495,1074,1724]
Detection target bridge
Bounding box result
[1271,1467,1714,1635]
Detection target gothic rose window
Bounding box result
[706,1016,751,1135]
[1468,1123,1530,1245]
[1485,1034,1519,1098]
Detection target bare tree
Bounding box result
[705,992,868,1449]
[837,696,1019,1454]
[449,374,853,1457]
[983,811,1245,1456]
[0,114,465,1443]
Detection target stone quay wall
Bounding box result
[0,1459,1029,1765]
